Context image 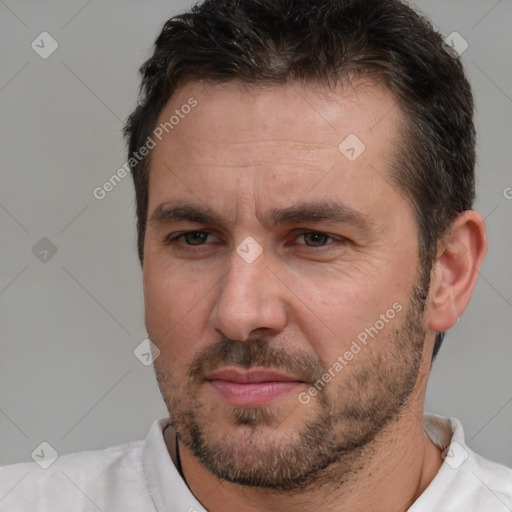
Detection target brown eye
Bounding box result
[179,231,210,245]
[300,232,333,247]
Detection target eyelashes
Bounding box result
[165,229,346,250]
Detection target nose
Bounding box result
[210,247,287,341]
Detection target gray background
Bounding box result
[0,0,511,468]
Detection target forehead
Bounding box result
[155,79,401,155]
[147,79,408,224]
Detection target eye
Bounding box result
[170,231,214,246]
[296,231,336,247]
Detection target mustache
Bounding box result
[187,337,328,386]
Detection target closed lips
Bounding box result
[205,367,303,383]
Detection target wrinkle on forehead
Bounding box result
[162,140,339,170]
[153,80,401,177]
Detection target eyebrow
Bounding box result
[149,203,223,226]
[148,200,373,231]
[268,201,373,230]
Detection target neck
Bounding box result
[170,404,442,512]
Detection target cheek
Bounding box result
[291,264,409,363]
[143,259,213,355]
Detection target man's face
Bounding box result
[143,80,431,489]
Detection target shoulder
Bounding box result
[414,414,512,511]
[0,440,151,511]
[466,449,512,508]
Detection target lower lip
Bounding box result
[208,380,301,407]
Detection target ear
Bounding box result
[426,210,488,332]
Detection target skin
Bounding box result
[142,80,487,512]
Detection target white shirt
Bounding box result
[1,414,511,511]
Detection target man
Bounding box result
[1,0,511,510]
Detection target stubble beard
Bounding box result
[153,274,430,491]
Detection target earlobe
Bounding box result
[426,210,488,333]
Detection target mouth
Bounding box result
[204,367,304,407]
